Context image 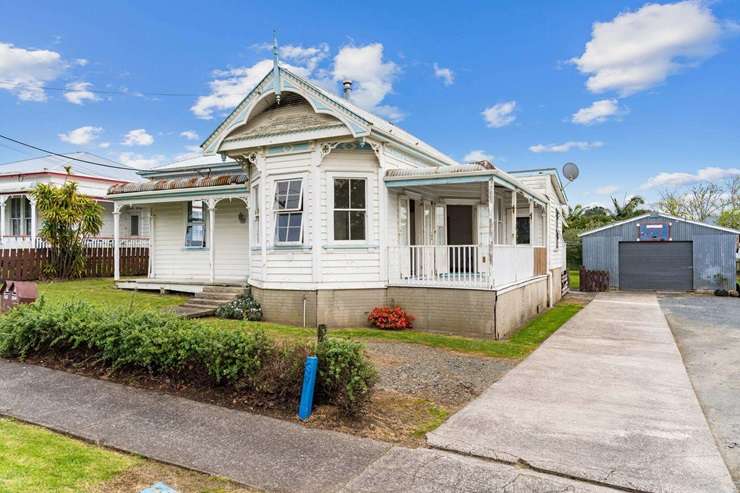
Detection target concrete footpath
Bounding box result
[0,359,616,492]
[428,292,735,493]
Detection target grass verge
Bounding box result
[37,278,187,310]
[0,417,136,493]
[569,269,580,291]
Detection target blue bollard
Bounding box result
[298,355,318,421]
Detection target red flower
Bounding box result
[368,306,414,330]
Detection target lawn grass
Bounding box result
[0,418,257,493]
[0,417,137,493]
[33,278,583,360]
[203,302,583,359]
[569,269,580,291]
[37,278,187,310]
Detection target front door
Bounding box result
[447,205,474,273]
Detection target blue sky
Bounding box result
[1,0,738,208]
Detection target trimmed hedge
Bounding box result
[0,300,376,415]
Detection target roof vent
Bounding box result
[342,80,353,98]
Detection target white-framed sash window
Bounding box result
[332,177,366,241]
[185,200,207,248]
[274,178,303,244]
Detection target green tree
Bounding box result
[717,209,740,230]
[610,195,649,220]
[31,181,103,279]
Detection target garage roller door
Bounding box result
[618,241,693,290]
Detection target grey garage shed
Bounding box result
[580,213,739,291]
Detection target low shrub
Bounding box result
[0,299,375,415]
[368,306,414,330]
[215,294,263,321]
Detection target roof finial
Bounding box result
[272,29,281,104]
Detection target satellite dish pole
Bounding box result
[562,162,580,187]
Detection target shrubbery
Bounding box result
[368,306,414,330]
[0,300,375,415]
[215,294,263,321]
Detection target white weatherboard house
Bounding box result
[0,152,148,248]
[109,57,568,339]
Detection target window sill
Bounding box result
[272,244,311,251]
[323,242,378,250]
[183,246,208,251]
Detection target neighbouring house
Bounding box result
[580,212,740,291]
[109,57,568,339]
[0,152,149,248]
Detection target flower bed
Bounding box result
[368,306,414,330]
[0,300,376,416]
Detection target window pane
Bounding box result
[286,226,301,242]
[189,201,204,221]
[516,217,530,245]
[130,215,139,236]
[285,193,300,209]
[289,213,302,227]
[350,211,365,240]
[277,181,289,194]
[288,180,301,194]
[334,179,349,209]
[334,211,349,240]
[277,214,289,228]
[350,180,365,209]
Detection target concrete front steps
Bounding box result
[173,286,247,319]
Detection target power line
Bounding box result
[0,133,135,170]
[0,80,201,98]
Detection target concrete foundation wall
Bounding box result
[250,287,318,328]
[387,287,496,338]
[251,280,547,340]
[495,277,548,339]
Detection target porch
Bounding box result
[384,163,550,290]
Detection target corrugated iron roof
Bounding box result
[385,162,495,178]
[108,173,247,195]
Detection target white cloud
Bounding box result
[63,81,99,105]
[463,150,495,163]
[74,58,88,66]
[333,43,402,121]
[280,43,329,72]
[596,185,619,195]
[98,142,110,149]
[433,63,454,86]
[0,42,66,101]
[58,126,102,145]
[180,130,199,141]
[571,99,622,125]
[641,166,740,189]
[191,59,274,119]
[482,101,516,128]
[529,141,604,153]
[572,1,724,96]
[118,152,165,169]
[122,128,154,146]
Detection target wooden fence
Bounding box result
[579,266,610,292]
[0,246,148,281]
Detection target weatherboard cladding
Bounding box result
[582,213,738,290]
[108,174,247,195]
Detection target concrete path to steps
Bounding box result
[427,291,736,493]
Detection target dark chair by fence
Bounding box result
[579,266,609,292]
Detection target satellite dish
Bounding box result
[562,162,580,182]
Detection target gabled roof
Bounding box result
[0,152,141,182]
[579,212,740,237]
[509,168,568,205]
[201,64,458,167]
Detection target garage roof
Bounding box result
[579,212,740,237]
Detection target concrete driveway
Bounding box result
[428,292,735,493]
[659,294,740,490]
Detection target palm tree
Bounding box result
[611,195,648,220]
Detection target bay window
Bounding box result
[274,178,303,243]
